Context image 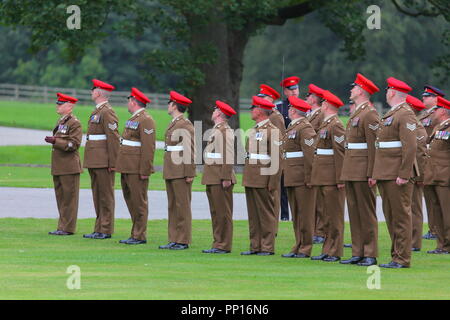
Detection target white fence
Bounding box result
[0,83,254,111]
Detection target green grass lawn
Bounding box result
[0,218,448,299]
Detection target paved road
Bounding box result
[0,126,165,149]
[0,187,428,222]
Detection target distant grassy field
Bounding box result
[0,218,448,300]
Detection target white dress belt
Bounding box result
[87,134,107,141]
[284,151,304,158]
[377,141,402,148]
[248,153,271,160]
[205,152,222,159]
[166,145,184,152]
[347,142,368,150]
[316,148,334,155]
[121,139,141,147]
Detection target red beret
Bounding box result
[308,84,325,98]
[252,96,275,110]
[437,96,450,110]
[56,92,78,104]
[130,87,151,104]
[92,79,115,91]
[354,73,379,95]
[322,90,344,108]
[258,84,280,100]
[280,76,300,89]
[406,95,426,111]
[170,91,192,106]
[386,77,412,93]
[215,100,236,116]
[288,96,312,113]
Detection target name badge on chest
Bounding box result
[90,114,101,124]
[383,116,393,126]
[126,120,139,130]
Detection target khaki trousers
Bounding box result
[53,174,80,233]
[345,181,378,257]
[411,183,424,249]
[429,185,450,252]
[319,186,345,257]
[378,180,414,267]
[165,178,192,244]
[89,168,115,234]
[287,185,317,256]
[121,174,149,241]
[206,184,234,251]
[245,187,277,253]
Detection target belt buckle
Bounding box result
[245,152,249,159]
[283,152,287,160]
[164,145,168,152]
[344,142,348,149]
[375,141,379,149]
[119,137,123,145]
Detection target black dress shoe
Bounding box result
[379,261,408,268]
[281,252,297,258]
[427,249,449,254]
[311,254,328,260]
[295,253,310,258]
[125,238,147,245]
[241,250,258,255]
[344,243,352,248]
[323,256,340,262]
[159,242,176,249]
[422,231,437,240]
[357,257,377,266]
[257,252,274,256]
[49,230,73,236]
[202,248,230,254]
[340,256,363,264]
[83,232,99,238]
[119,237,133,244]
[411,247,421,252]
[313,236,325,244]
[170,243,189,250]
[93,233,111,239]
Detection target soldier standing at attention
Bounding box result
[340,73,380,267]
[306,83,327,244]
[83,79,120,240]
[420,85,446,241]
[46,93,82,236]
[201,100,237,254]
[115,88,156,245]
[424,96,450,255]
[280,96,317,258]
[405,95,428,252]
[274,78,299,222]
[258,84,285,228]
[372,77,417,268]
[241,96,281,256]
[310,90,346,262]
[159,91,195,251]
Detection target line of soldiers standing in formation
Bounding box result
[46,75,450,268]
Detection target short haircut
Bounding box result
[295,109,307,117]
[133,97,146,109]
[176,103,187,113]
[96,88,111,99]
[261,108,272,117]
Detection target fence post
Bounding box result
[14,84,19,99]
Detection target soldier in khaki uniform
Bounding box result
[372,77,418,268]
[310,90,346,262]
[405,95,428,252]
[420,85,446,240]
[83,79,120,240]
[159,91,195,250]
[115,88,156,245]
[424,96,450,255]
[280,96,317,258]
[306,83,327,244]
[201,100,237,254]
[46,93,82,236]
[340,73,380,267]
[241,96,281,256]
[258,84,285,228]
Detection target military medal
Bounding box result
[90,115,101,123]
[126,120,139,130]
[319,129,328,139]
[288,130,296,139]
[255,131,263,141]
[384,116,393,126]
[351,117,360,127]
[422,118,432,127]
[58,125,68,134]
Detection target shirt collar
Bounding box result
[323,113,336,122]
[255,119,270,128]
[289,117,303,126]
[356,101,369,111]
[96,101,108,109]
[131,108,145,118]
[213,120,227,129]
[439,118,450,127]
[390,101,405,111]
[172,114,183,122]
